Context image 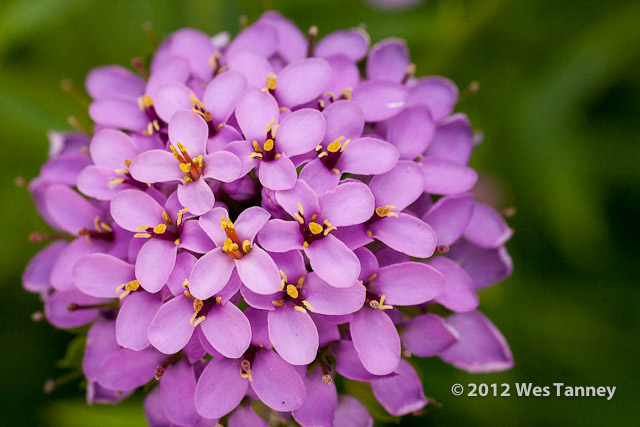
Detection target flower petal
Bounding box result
[148,296,195,354]
[245,307,273,349]
[367,38,410,83]
[73,253,134,298]
[384,105,435,160]
[89,99,148,132]
[177,178,215,216]
[86,65,144,100]
[335,137,399,175]
[368,213,436,258]
[322,100,365,145]
[22,241,66,293]
[305,234,360,289]
[350,308,400,375]
[292,366,337,427]
[334,395,373,427]
[189,250,236,300]
[315,29,370,61]
[429,256,479,312]
[369,160,424,210]
[44,185,102,234]
[90,129,140,170]
[427,113,473,164]
[202,70,247,124]
[202,151,241,182]
[268,305,319,366]
[135,239,177,293]
[275,108,325,157]
[303,273,366,315]
[116,291,162,350]
[235,89,279,142]
[169,110,208,157]
[161,359,200,426]
[195,357,248,419]
[45,290,105,329]
[129,149,184,183]
[200,302,251,359]
[250,349,306,412]
[406,76,459,120]
[51,237,110,291]
[332,340,391,381]
[463,202,514,248]
[96,347,165,391]
[371,359,427,416]
[275,58,331,107]
[152,82,192,123]
[351,81,407,122]
[235,246,281,295]
[440,311,514,372]
[258,153,297,190]
[422,193,476,246]
[275,179,321,219]
[319,182,375,226]
[448,241,513,289]
[299,158,340,195]
[257,219,304,253]
[401,313,459,356]
[234,206,271,243]
[110,189,164,232]
[83,320,119,381]
[226,50,274,89]
[371,262,444,305]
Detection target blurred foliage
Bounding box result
[0,0,638,425]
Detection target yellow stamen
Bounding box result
[134,233,152,238]
[252,140,263,153]
[162,211,173,225]
[279,270,288,283]
[379,294,393,310]
[153,224,166,234]
[240,368,253,381]
[99,221,113,232]
[184,176,193,183]
[266,72,277,90]
[274,153,281,160]
[179,162,191,173]
[303,241,310,248]
[136,225,151,232]
[317,151,328,159]
[331,168,340,175]
[192,315,206,327]
[375,205,399,218]
[176,208,189,226]
[266,118,276,132]
[222,238,239,253]
[263,139,274,151]
[176,142,188,154]
[249,152,263,161]
[340,87,353,100]
[272,299,284,307]
[327,137,344,153]
[182,278,190,288]
[310,213,318,222]
[309,222,323,235]
[366,230,373,237]
[323,226,337,236]
[108,177,125,186]
[174,238,181,245]
[340,139,351,152]
[272,124,280,137]
[315,145,323,152]
[94,217,102,232]
[242,240,252,254]
[143,95,153,108]
[117,280,140,299]
[297,203,304,215]
[367,273,378,282]
[294,306,307,313]
[114,168,129,174]
[169,145,181,159]
[293,212,304,224]
[286,284,299,299]
[190,93,205,110]
[296,275,305,289]
[279,106,288,111]
[184,290,193,298]
[124,159,132,168]
[302,300,314,312]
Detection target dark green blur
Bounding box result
[0,0,638,425]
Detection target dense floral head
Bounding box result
[22,10,514,426]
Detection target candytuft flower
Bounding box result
[22,10,514,426]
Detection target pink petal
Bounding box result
[177,178,215,216]
[189,250,236,300]
[351,81,407,122]
[195,357,248,419]
[250,349,306,412]
[319,181,375,226]
[135,239,177,293]
[110,189,164,232]
[276,108,325,157]
[200,302,251,358]
[235,89,279,142]
[116,291,162,350]
[367,38,410,83]
[371,262,444,305]
[235,246,281,295]
[429,256,479,312]
[275,58,331,107]
[129,149,184,183]
[73,253,134,298]
[148,296,195,354]
[422,193,476,246]
[315,29,370,61]
[305,234,360,289]
[420,155,478,195]
[368,213,437,258]
[268,305,319,365]
[350,308,400,375]
[169,110,208,157]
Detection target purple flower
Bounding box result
[21,10,515,426]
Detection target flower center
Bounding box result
[249,119,282,163]
[190,93,222,137]
[293,203,337,247]
[315,136,350,174]
[220,217,252,259]
[363,273,393,310]
[170,143,204,183]
[77,217,115,243]
[137,95,167,137]
[133,209,188,245]
[272,271,314,313]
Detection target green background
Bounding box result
[1,0,638,425]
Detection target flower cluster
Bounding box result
[22,11,514,427]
